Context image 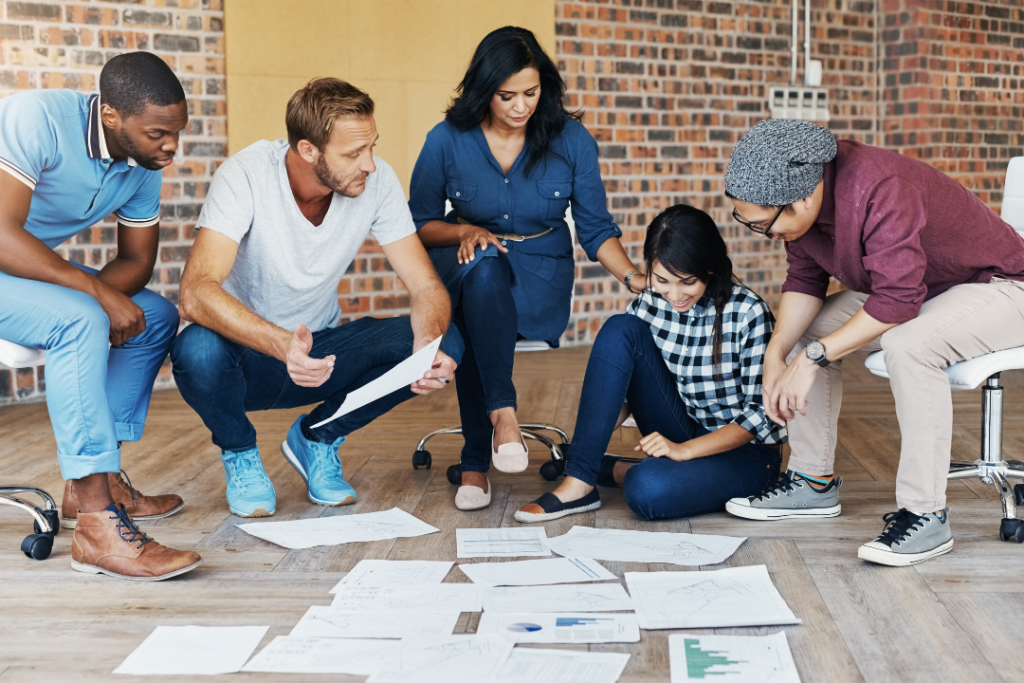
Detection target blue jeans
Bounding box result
[450,254,519,473]
[170,317,464,452]
[566,314,781,520]
[0,264,179,479]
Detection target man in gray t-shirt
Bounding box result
[170,79,462,518]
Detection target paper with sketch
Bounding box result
[547,526,745,566]
[330,583,483,613]
[291,605,461,639]
[670,632,801,682]
[312,335,443,427]
[236,507,438,549]
[330,559,454,592]
[496,648,631,683]
[626,565,801,630]
[113,625,268,676]
[477,612,640,644]
[368,634,515,683]
[457,527,551,558]
[459,557,616,587]
[242,636,398,676]
[483,583,634,613]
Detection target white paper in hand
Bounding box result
[312,335,443,428]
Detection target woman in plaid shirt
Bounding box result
[516,204,787,522]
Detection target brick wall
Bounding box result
[0,0,225,404]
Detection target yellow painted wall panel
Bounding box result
[226,0,555,192]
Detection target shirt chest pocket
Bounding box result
[537,180,572,221]
[446,182,477,219]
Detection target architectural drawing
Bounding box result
[546,526,745,566]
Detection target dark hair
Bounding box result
[644,204,737,370]
[445,26,580,176]
[100,52,185,119]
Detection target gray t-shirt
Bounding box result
[196,139,415,332]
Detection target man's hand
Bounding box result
[762,349,789,425]
[285,324,335,388]
[635,431,692,461]
[411,349,456,395]
[766,352,820,426]
[458,224,508,264]
[93,284,146,346]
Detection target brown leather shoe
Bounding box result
[62,471,184,527]
[70,504,202,581]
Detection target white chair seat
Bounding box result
[865,346,1024,391]
[0,339,44,370]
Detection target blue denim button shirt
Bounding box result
[409,117,621,344]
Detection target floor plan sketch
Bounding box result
[241,636,398,676]
[330,583,483,613]
[483,583,634,613]
[290,606,461,639]
[546,526,745,566]
[236,507,439,549]
[367,634,514,683]
[626,566,801,629]
[330,560,454,591]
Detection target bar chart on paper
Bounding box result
[669,632,801,682]
[684,638,744,677]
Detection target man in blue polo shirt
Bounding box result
[0,52,201,581]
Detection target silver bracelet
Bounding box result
[623,268,641,292]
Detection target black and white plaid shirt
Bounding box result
[627,283,787,445]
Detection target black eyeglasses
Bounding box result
[733,206,785,236]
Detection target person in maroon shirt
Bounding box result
[720,119,1024,566]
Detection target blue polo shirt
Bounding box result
[0,90,162,248]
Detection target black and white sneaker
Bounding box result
[858,508,953,566]
[725,470,842,520]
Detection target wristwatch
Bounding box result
[805,340,830,367]
[623,269,641,292]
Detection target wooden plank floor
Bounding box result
[1,347,1023,682]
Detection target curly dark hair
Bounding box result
[445,26,580,177]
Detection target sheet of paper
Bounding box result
[330,559,454,591]
[495,648,631,683]
[290,605,461,639]
[368,634,515,683]
[626,566,801,630]
[312,335,443,427]
[459,557,616,587]
[330,583,483,613]
[236,506,438,550]
[477,612,640,644]
[669,632,801,682]
[241,636,398,676]
[457,527,551,558]
[113,625,268,676]
[547,525,745,566]
[483,583,634,613]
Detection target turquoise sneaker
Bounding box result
[281,415,357,506]
[222,446,276,518]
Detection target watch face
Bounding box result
[807,341,825,360]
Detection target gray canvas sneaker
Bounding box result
[857,508,953,566]
[725,470,842,520]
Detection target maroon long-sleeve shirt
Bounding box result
[781,140,1024,324]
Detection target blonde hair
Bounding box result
[285,78,374,151]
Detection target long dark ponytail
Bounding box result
[445,26,580,177]
[643,204,737,370]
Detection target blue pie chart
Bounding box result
[507,622,544,633]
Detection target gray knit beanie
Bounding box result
[725,119,838,206]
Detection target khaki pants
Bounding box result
[786,279,1024,512]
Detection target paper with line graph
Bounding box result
[368,634,515,683]
[458,557,616,587]
[495,648,631,683]
[330,559,453,591]
[626,565,801,629]
[242,636,398,676]
[457,527,551,558]
[669,632,801,682]
[236,507,438,549]
[290,606,461,639]
[477,612,641,644]
[547,525,745,566]
[483,583,634,613]
[330,583,483,613]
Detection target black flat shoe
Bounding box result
[597,454,644,488]
[514,489,602,523]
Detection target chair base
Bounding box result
[948,459,1024,542]
[1,486,60,560]
[412,423,569,481]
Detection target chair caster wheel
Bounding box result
[998,518,1024,543]
[1015,484,1024,507]
[446,464,462,486]
[412,450,432,470]
[540,459,565,481]
[33,509,60,535]
[21,533,53,560]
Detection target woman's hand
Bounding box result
[635,431,693,461]
[458,224,509,264]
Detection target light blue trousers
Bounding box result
[0,263,179,480]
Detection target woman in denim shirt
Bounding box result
[410,27,642,510]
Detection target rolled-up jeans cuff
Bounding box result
[564,464,598,487]
[115,421,146,443]
[460,463,490,474]
[485,400,517,414]
[58,448,121,480]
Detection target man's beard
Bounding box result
[314,154,365,197]
[115,129,166,171]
